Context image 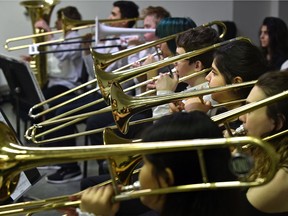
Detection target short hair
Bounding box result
[57,6,82,21]
[113,1,139,28]
[156,17,197,55]
[176,26,221,68]
[142,6,171,26]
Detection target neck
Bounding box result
[186,75,206,87]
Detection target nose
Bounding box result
[239,114,246,123]
[205,71,211,82]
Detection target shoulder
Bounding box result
[247,168,288,213]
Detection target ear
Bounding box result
[194,60,204,71]
[275,114,286,131]
[164,168,175,186]
[233,76,243,84]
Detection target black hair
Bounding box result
[57,6,82,21]
[141,111,242,216]
[259,17,288,70]
[113,1,139,28]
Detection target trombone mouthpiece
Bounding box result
[233,124,246,136]
[121,181,141,192]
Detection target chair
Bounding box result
[0,54,47,138]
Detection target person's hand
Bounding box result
[184,97,212,113]
[155,72,178,91]
[142,54,156,66]
[20,55,33,62]
[80,185,119,216]
[58,191,83,216]
[127,35,143,46]
[146,80,156,91]
[82,33,93,55]
[34,19,51,32]
[169,100,185,113]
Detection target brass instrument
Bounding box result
[91,20,227,75]
[5,16,144,52]
[19,0,60,88]
[25,37,248,143]
[27,20,227,119]
[27,50,161,120]
[0,122,279,209]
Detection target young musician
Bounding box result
[78,111,244,216]
[239,71,288,215]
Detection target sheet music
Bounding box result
[10,172,32,201]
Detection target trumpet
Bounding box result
[0,122,279,210]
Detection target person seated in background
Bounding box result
[45,0,140,184]
[259,17,288,71]
[184,39,268,128]
[77,111,246,216]
[238,71,288,215]
[152,26,221,119]
[128,6,171,95]
[34,6,84,100]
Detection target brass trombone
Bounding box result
[25,37,248,143]
[25,80,252,144]
[27,20,227,119]
[0,122,279,210]
[5,16,144,51]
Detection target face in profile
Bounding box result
[139,156,166,213]
[259,25,269,48]
[143,15,157,42]
[205,60,227,103]
[239,86,276,138]
[108,6,127,27]
[157,42,172,58]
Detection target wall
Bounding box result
[0,0,287,90]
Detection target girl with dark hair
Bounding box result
[78,111,244,216]
[239,71,288,215]
[259,17,288,71]
[185,40,267,115]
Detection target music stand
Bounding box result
[0,54,46,138]
[0,108,42,204]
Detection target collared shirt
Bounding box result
[47,31,83,89]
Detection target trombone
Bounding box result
[0,121,280,212]
[25,37,248,143]
[5,16,144,51]
[27,20,227,119]
[25,80,252,144]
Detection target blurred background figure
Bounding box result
[259,17,288,71]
